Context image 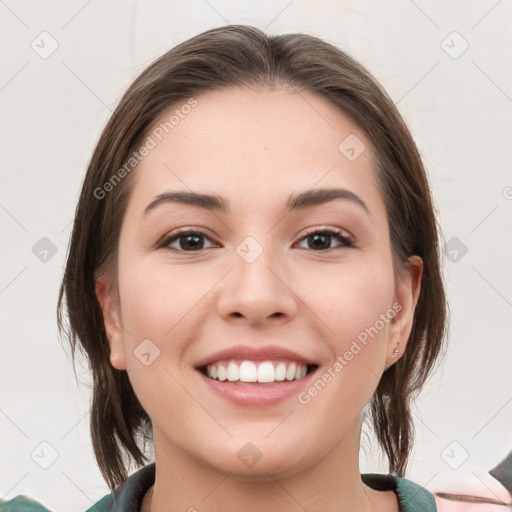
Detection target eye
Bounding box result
[295,228,354,251]
[159,230,217,252]
[158,227,354,253]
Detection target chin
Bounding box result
[200,437,314,481]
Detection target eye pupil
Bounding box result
[180,234,203,251]
[308,233,331,250]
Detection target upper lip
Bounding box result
[194,344,318,368]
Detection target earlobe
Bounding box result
[95,276,127,371]
[386,256,423,368]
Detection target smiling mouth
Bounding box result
[197,360,319,384]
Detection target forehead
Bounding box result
[127,86,382,216]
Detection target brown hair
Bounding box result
[57,24,448,489]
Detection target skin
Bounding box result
[96,86,423,512]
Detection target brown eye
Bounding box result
[160,231,216,252]
[296,229,354,251]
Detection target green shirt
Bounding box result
[0,463,437,511]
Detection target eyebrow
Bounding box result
[143,187,369,216]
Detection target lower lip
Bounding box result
[196,369,317,406]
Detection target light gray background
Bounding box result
[1,1,511,510]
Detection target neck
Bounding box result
[145,419,385,512]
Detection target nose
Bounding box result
[216,240,298,327]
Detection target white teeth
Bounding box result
[239,361,257,382]
[275,362,286,381]
[227,362,239,381]
[204,360,309,383]
[257,362,274,383]
[285,363,296,381]
[217,365,227,381]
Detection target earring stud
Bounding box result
[391,343,400,359]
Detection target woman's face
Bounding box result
[97,86,422,478]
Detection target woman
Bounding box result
[1,24,447,511]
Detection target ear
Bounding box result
[95,276,127,370]
[385,255,423,369]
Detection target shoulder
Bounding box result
[0,463,155,512]
[362,473,438,512]
[86,463,156,511]
[0,496,53,511]
[0,494,113,512]
[0,494,114,512]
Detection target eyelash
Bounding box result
[157,227,355,253]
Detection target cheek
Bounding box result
[116,259,202,422]
[117,258,203,340]
[294,262,396,433]
[298,256,396,346]
[295,255,396,415]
